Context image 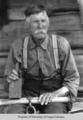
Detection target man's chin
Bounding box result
[36,37,46,40]
[34,33,46,40]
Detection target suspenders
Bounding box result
[23,35,60,70]
[52,35,60,69]
[9,35,60,99]
[23,36,29,69]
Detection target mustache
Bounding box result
[34,29,47,34]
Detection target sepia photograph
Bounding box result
[0,0,83,119]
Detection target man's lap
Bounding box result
[0,102,69,114]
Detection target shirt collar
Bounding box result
[29,35,49,50]
[29,36,36,49]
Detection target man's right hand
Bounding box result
[7,69,19,83]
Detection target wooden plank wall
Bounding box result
[0,0,83,97]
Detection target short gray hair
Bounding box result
[24,4,49,17]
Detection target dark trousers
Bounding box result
[0,102,69,114]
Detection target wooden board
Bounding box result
[9,0,79,10]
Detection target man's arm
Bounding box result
[4,41,23,98]
[39,37,80,105]
[4,45,16,78]
[4,39,22,81]
[60,37,80,98]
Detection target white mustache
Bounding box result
[35,29,46,34]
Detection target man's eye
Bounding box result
[33,20,38,23]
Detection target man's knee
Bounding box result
[0,104,26,113]
[43,102,68,113]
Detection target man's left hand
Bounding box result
[38,87,69,105]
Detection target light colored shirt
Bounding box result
[4,34,80,98]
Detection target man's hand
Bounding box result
[7,69,19,83]
[39,87,69,105]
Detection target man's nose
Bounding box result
[38,21,43,28]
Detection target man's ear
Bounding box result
[24,17,31,30]
[47,17,50,29]
[25,17,30,24]
[45,13,50,28]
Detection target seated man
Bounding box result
[3,4,80,113]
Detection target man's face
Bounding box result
[26,11,49,40]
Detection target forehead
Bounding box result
[29,11,48,20]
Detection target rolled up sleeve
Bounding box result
[4,39,22,77]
